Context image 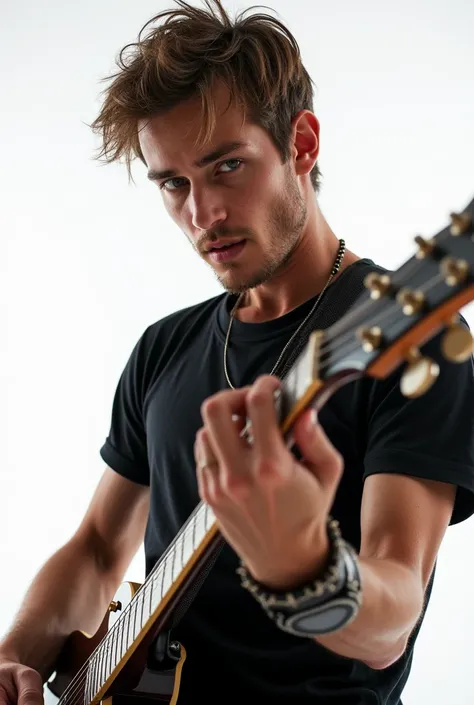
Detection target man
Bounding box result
[1,1,474,704]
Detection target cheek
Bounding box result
[163,195,185,225]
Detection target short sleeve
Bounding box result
[363,316,474,525]
[99,329,151,486]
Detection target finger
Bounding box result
[245,375,285,459]
[293,409,343,490]
[194,427,218,469]
[195,428,218,502]
[200,386,251,467]
[14,668,43,705]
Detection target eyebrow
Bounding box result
[146,140,249,182]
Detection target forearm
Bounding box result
[315,556,424,669]
[0,535,122,679]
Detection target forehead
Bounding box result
[137,88,268,170]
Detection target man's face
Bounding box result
[138,85,308,294]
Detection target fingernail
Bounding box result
[309,408,318,426]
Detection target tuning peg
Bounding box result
[400,347,440,398]
[450,211,472,236]
[414,235,436,259]
[357,326,383,352]
[440,256,469,286]
[441,315,474,363]
[396,288,425,316]
[364,273,391,300]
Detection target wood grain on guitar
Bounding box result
[43,198,474,705]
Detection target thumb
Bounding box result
[292,408,343,490]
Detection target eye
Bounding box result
[159,158,243,192]
[159,177,187,192]
[217,158,243,174]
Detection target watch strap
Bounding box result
[236,516,362,636]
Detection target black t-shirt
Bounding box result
[100,258,474,705]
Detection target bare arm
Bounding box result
[315,474,456,668]
[0,468,150,680]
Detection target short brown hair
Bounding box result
[90,0,321,191]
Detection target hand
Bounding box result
[194,375,344,590]
[0,654,43,705]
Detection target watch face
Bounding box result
[284,598,360,635]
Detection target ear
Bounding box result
[290,110,320,178]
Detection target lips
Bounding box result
[206,239,245,252]
[207,240,246,263]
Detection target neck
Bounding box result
[235,203,360,323]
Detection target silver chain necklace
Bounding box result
[223,238,346,389]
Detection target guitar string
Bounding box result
[306,257,459,360]
[325,224,469,342]
[314,257,427,352]
[314,271,449,366]
[55,264,469,705]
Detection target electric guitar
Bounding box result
[44,197,474,705]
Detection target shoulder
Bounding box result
[124,292,228,386]
[144,292,227,342]
[132,291,227,358]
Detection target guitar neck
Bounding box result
[78,502,218,705]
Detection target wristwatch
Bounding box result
[236,516,362,637]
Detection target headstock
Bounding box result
[276,196,474,437]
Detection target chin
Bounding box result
[218,271,269,295]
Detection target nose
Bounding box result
[189,186,227,232]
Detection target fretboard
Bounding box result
[79,502,217,704]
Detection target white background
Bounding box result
[2,0,474,702]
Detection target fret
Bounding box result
[170,544,178,581]
[132,594,141,642]
[194,508,206,545]
[150,557,169,615]
[120,599,128,663]
[128,601,137,649]
[180,528,186,568]
[151,566,158,617]
[106,630,115,682]
[93,649,101,699]
[139,580,147,631]
[191,512,197,550]
[174,541,183,579]
[84,657,94,705]
[91,649,100,698]
[204,503,215,532]
[180,526,194,567]
[123,602,133,654]
[101,633,112,683]
[97,647,106,698]
[103,636,112,682]
[113,613,121,674]
[161,555,174,599]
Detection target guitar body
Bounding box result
[45,582,186,705]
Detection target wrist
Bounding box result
[237,517,363,638]
[253,531,330,592]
